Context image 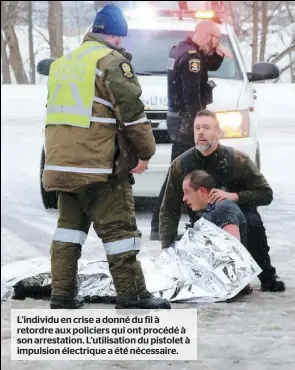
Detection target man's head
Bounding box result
[91,4,128,48]
[194,109,221,155]
[183,170,215,211]
[192,20,221,55]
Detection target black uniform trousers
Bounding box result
[241,208,277,284]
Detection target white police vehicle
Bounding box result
[39,3,279,209]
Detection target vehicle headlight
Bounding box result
[216,110,250,138]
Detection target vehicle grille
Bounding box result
[145,110,172,144]
[146,111,167,121]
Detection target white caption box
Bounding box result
[11,308,198,361]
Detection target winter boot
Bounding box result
[115,291,171,309]
[107,250,171,309]
[50,294,84,309]
[261,276,286,292]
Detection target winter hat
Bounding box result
[91,4,128,37]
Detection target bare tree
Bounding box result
[28,0,36,83]
[75,1,81,43]
[259,1,268,61]
[291,32,295,83]
[48,1,63,58]
[252,1,259,65]
[285,1,295,22]
[1,1,29,84]
[1,30,11,84]
[224,1,241,36]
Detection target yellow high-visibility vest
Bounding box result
[46,41,114,128]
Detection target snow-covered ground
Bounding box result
[1,85,295,369]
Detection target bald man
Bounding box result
[151,20,233,240]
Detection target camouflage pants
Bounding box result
[50,178,148,299]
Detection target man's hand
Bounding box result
[208,189,238,204]
[215,44,233,59]
[130,159,150,174]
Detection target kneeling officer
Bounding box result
[159,109,285,293]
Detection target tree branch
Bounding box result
[280,58,295,74]
[270,44,295,63]
[31,24,51,46]
[285,1,295,22]
[267,1,284,22]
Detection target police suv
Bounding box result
[38,4,279,209]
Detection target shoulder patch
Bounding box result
[119,62,134,79]
[189,58,200,73]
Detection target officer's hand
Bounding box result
[215,44,233,59]
[208,189,238,204]
[130,159,150,174]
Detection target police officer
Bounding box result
[43,4,171,310]
[159,109,286,293]
[150,19,233,239]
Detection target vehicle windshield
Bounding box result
[122,29,242,80]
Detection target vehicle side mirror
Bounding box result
[247,62,280,82]
[37,58,55,76]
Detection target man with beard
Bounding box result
[159,109,286,293]
[150,19,233,239]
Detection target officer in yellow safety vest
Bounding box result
[43,4,171,310]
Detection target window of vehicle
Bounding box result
[122,29,243,80]
[231,31,250,73]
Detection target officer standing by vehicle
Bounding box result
[150,19,233,239]
[43,4,171,310]
[159,109,286,293]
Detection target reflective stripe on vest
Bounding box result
[44,164,113,174]
[46,41,113,128]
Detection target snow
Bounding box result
[253,83,295,125]
[1,85,295,368]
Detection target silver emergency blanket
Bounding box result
[1,218,261,303]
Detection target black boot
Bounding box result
[115,291,171,309]
[261,276,286,292]
[225,284,253,303]
[50,294,84,309]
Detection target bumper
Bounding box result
[132,137,258,198]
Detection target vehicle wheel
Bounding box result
[255,143,261,170]
[40,146,58,209]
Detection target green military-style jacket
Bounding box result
[159,145,273,248]
[43,32,156,192]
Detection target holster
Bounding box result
[201,80,216,107]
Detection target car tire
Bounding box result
[255,143,261,170]
[40,145,58,209]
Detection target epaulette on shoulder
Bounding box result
[187,49,198,54]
